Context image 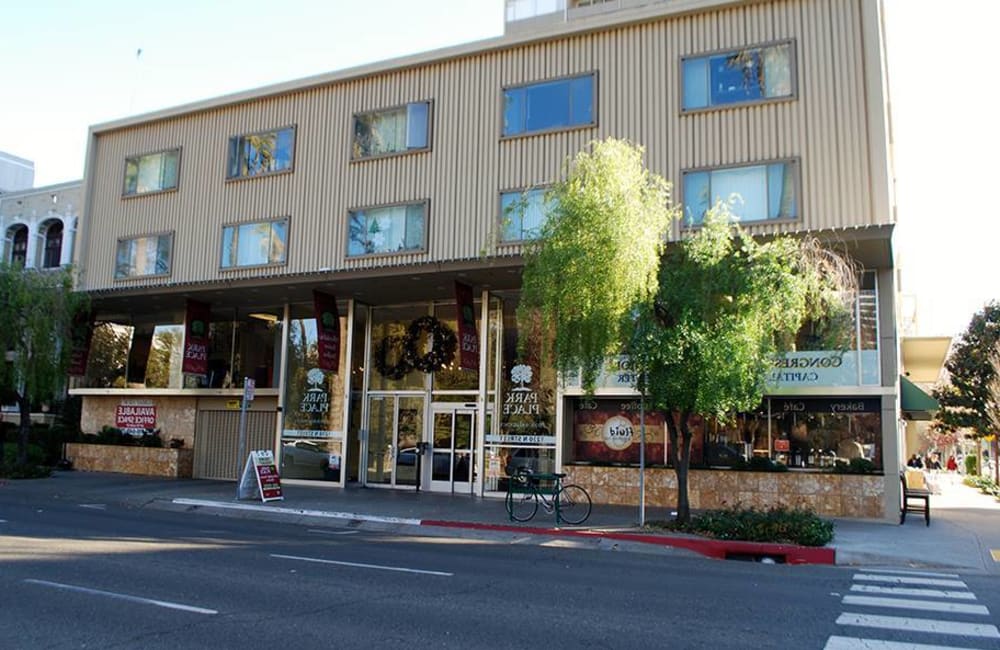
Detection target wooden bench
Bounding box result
[900,471,930,526]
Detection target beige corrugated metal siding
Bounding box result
[81,0,885,292]
[193,410,277,480]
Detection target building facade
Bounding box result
[72,0,900,518]
[1,180,80,271]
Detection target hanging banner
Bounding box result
[182,299,210,375]
[67,311,94,377]
[238,450,284,502]
[313,291,340,372]
[455,282,479,370]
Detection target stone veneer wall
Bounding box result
[563,465,884,519]
[66,443,194,478]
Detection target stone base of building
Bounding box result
[65,443,194,478]
[563,465,884,518]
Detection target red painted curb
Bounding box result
[420,519,835,565]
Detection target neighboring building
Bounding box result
[0,150,35,193]
[1,181,80,270]
[72,0,902,518]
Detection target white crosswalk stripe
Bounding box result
[849,585,977,600]
[825,569,997,649]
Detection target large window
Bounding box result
[124,149,180,196]
[353,102,430,159]
[500,188,554,241]
[7,224,28,266]
[115,233,172,279]
[682,41,794,111]
[42,220,63,268]
[347,202,426,257]
[227,126,295,179]
[503,74,595,137]
[221,218,288,268]
[683,160,798,225]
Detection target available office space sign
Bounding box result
[115,400,156,435]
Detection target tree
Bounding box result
[0,263,89,469]
[519,138,854,523]
[933,302,1000,482]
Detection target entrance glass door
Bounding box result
[365,394,424,488]
[430,406,476,493]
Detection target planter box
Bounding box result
[65,443,194,478]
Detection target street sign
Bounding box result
[238,450,283,502]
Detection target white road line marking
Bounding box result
[0,519,7,523]
[23,579,217,615]
[79,504,107,510]
[850,585,976,600]
[825,635,980,649]
[853,574,966,589]
[307,529,359,536]
[842,595,989,616]
[836,612,1000,638]
[270,553,452,576]
[862,569,960,579]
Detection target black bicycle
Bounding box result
[505,467,592,525]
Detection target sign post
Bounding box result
[235,378,255,499]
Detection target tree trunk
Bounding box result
[666,410,694,523]
[16,393,31,467]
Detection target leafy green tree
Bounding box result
[635,209,854,521]
[933,302,1000,482]
[0,264,89,469]
[519,138,854,523]
[85,323,131,388]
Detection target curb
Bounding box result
[423,520,835,565]
[169,498,833,565]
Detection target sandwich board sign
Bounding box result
[238,450,283,502]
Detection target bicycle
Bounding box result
[504,467,592,525]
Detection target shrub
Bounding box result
[674,505,834,547]
[2,442,45,466]
[0,463,51,479]
[964,454,978,476]
[85,426,164,448]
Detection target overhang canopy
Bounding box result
[901,336,952,383]
[901,375,939,421]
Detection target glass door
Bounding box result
[430,405,476,493]
[365,394,424,488]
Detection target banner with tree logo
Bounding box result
[182,299,210,375]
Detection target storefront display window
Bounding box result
[282,303,347,481]
[569,398,665,464]
[770,397,882,469]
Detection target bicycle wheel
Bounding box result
[505,490,538,522]
[555,484,592,525]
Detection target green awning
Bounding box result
[901,375,939,420]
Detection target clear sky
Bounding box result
[1,0,995,339]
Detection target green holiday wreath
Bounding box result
[374,335,412,380]
[404,316,457,373]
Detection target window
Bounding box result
[353,102,430,159]
[124,149,180,195]
[221,218,288,268]
[347,202,426,257]
[42,221,63,268]
[500,188,555,241]
[115,233,172,279]
[683,160,798,225]
[7,225,28,267]
[503,74,595,137]
[227,127,295,179]
[682,42,794,111]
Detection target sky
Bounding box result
[1,0,996,339]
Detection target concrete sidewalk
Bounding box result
[3,470,999,571]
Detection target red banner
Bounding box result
[455,282,479,370]
[68,311,94,377]
[313,291,340,372]
[182,299,210,375]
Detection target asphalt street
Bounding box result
[3,490,1000,649]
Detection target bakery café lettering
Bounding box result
[602,415,634,451]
